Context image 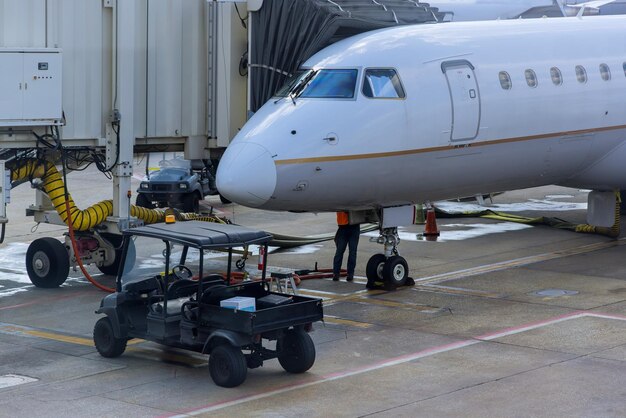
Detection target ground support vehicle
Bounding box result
[136,158,220,213]
[93,220,324,387]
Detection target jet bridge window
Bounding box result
[550,67,563,86]
[299,69,358,99]
[498,71,512,90]
[362,69,406,99]
[599,63,611,81]
[576,65,588,84]
[525,69,538,88]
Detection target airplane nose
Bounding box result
[216,142,277,208]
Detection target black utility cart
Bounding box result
[93,221,323,388]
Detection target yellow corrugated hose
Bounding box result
[10,159,226,231]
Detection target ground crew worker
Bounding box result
[333,211,360,281]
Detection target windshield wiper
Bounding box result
[289,70,318,104]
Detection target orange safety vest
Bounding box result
[336,211,349,226]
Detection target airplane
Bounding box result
[427,0,624,21]
[216,16,626,289]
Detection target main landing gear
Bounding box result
[365,227,410,290]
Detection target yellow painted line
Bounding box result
[275,123,626,165]
[324,316,373,329]
[25,330,94,346]
[24,330,143,347]
[352,297,440,312]
[126,346,207,367]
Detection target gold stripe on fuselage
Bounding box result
[274,123,626,166]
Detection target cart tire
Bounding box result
[278,329,316,374]
[93,317,127,358]
[209,344,247,388]
[183,193,200,213]
[136,193,154,209]
[26,237,70,288]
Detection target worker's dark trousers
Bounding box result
[333,224,360,278]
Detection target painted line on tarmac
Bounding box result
[163,311,626,417]
[0,290,91,311]
[323,316,373,329]
[413,239,626,286]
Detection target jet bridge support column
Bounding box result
[109,0,136,228]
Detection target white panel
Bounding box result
[215,3,248,147]
[147,0,183,137]
[180,0,207,137]
[0,53,23,120]
[47,0,107,140]
[22,52,62,120]
[0,0,46,47]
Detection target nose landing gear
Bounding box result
[366,227,409,290]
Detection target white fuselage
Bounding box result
[216,16,626,213]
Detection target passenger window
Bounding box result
[525,69,538,88]
[600,63,611,81]
[623,62,626,77]
[362,69,405,99]
[576,65,587,84]
[299,69,358,99]
[550,67,562,86]
[499,71,512,90]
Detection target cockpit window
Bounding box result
[298,69,358,99]
[362,69,406,99]
[274,70,307,97]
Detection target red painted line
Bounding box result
[473,311,587,340]
[162,311,626,417]
[161,339,476,417]
[0,291,90,311]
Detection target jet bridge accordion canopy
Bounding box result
[249,0,444,112]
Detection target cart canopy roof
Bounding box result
[123,221,272,249]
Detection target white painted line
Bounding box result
[163,311,626,417]
[0,374,38,389]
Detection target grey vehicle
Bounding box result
[136,158,224,213]
[93,221,323,388]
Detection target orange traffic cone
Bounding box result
[423,207,440,241]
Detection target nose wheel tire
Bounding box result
[209,344,248,388]
[26,237,70,288]
[383,255,409,290]
[366,254,387,288]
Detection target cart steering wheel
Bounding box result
[171,264,193,281]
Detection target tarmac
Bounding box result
[0,165,625,417]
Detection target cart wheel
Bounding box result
[209,344,248,388]
[278,329,316,374]
[93,317,127,358]
[135,193,154,209]
[183,193,200,213]
[26,237,70,288]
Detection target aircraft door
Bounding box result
[442,60,481,141]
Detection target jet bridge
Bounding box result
[0,0,442,288]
